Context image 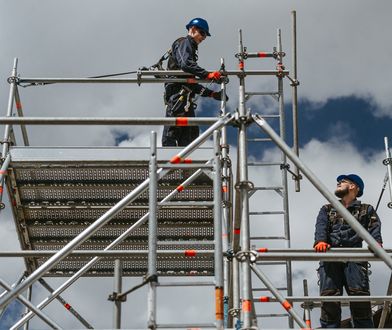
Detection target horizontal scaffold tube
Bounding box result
[255,296,392,303]
[0,117,220,125]
[136,70,288,76]
[0,250,215,257]
[16,70,289,84]
[255,251,392,261]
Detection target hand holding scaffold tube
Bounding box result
[314,241,331,252]
[206,70,229,84]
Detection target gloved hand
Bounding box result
[206,71,222,81]
[314,241,331,252]
[211,91,229,101]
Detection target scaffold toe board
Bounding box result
[6,147,215,277]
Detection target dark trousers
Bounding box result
[162,90,199,147]
[162,125,199,147]
[318,261,374,328]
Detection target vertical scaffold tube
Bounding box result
[232,257,241,327]
[2,58,18,158]
[0,154,11,209]
[147,131,158,329]
[113,259,122,329]
[14,87,30,146]
[219,58,232,328]
[0,59,18,208]
[291,10,301,192]
[23,285,32,330]
[277,28,294,329]
[384,137,392,208]
[303,279,312,328]
[236,29,255,329]
[213,130,224,329]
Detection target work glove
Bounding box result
[206,71,222,82]
[211,91,229,101]
[314,241,331,253]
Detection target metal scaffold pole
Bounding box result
[1,58,17,158]
[113,259,123,329]
[219,57,233,328]
[213,130,224,329]
[276,27,294,329]
[147,131,158,329]
[236,29,256,329]
[291,10,301,192]
[38,278,93,329]
[384,137,392,208]
[250,264,307,328]
[0,58,18,209]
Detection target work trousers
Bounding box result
[162,91,199,147]
[318,261,374,328]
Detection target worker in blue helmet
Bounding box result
[162,17,228,147]
[314,174,383,328]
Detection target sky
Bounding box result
[1,0,392,328]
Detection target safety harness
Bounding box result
[325,203,370,230]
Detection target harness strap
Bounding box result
[325,203,370,227]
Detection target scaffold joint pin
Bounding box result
[236,250,257,263]
[383,157,392,166]
[7,76,20,84]
[108,292,127,302]
[228,307,241,317]
[225,249,234,261]
[235,180,254,191]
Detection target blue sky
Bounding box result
[199,95,392,160]
[0,300,24,330]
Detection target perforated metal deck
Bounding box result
[6,147,215,277]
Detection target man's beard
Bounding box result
[335,186,349,198]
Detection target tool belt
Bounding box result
[165,85,197,117]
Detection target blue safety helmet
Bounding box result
[336,174,364,197]
[185,17,211,36]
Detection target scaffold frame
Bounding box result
[1,11,392,330]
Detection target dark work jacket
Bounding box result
[165,35,212,103]
[314,200,382,248]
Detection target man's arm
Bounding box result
[314,205,330,248]
[174,37,209,78]
[367,205,383,245]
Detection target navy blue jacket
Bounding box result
[165,35,212,102]
[314,200,382,247]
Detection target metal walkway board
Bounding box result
[6,147,215,277]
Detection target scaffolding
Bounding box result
[1,11,392,329]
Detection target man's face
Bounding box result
[335,179,353,198]
[189,26,207,44]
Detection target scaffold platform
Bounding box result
[6,146,215,277]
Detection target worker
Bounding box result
[162,17,228,147]
[314,174,383,328]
